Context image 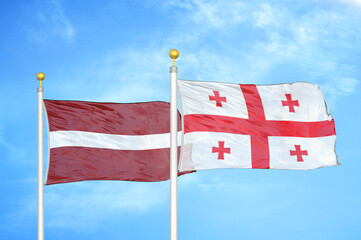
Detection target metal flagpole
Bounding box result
[169,49,179,240]
[37,72,45,240]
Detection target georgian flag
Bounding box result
[177,79,338,171]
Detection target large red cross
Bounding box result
[212,141,231,160]
[282,94,299,112]
[290,145,308,162]
[209,90,227,107]
[184,85,335,169]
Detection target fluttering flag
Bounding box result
[44,100,189,185]
[178,79,338,171]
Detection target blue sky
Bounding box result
[1,0,361,239]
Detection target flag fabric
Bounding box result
[44,100,188,185]
[177,79,338,171]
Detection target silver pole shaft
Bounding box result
[37,86,44,240]
[170,65,178,240]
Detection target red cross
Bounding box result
[184,85,336,169]
[209,90,227,107]
[290,145,308,162]
[282,94,299,112]
[212,141,231,160]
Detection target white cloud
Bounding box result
[333,0,361,7]
[93,47,172,103]
[55,1,359,106]
[338,78,358,93]
[7,181,168,230]
[165,0,246,28]
[253,2,284,27]
[43,45,175,103]
[320,77,359,108]
[249,3,361,101]
[3,178,171,231]
[0,127,26,161]
[44,181,168,229]
[161,1,360,94]
[29,0,75,43]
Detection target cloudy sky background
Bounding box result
[1,0,361,239]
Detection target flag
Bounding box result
[177,79,338,171]
[44,100,189,185]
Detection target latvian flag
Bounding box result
[178,79,338,171]
[44,100,188,185]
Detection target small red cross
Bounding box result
[282,94,299,112]
[212,141,231,160]
[209,90,227,107]
[290,145,308,162]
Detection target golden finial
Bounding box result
[36,72,45,87]
[169,49,179,66]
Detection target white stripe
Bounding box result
[50,131,182,150]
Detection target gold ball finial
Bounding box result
[37,72,45,81]
[169,49,179,59]
[37,72,45,86]
[169,49,179,66]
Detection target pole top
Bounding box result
[36,72,45,86]
[169,49,179,66]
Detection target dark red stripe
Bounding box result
[184,115,335,137]
[46,146,191,185]
[44,100,181,134]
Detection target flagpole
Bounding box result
[169,49,179,240]
[37,72,45,240]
